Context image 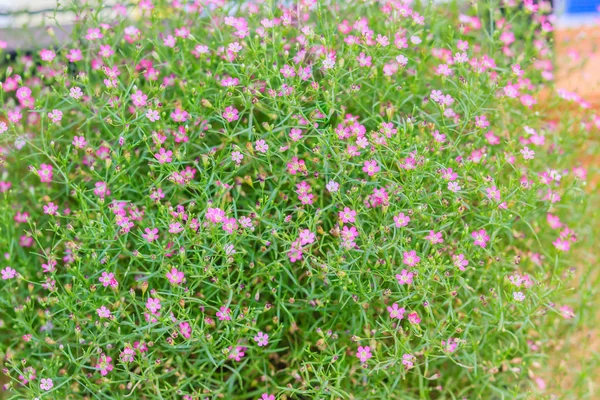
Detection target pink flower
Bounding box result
[286,157,306,175]
[48,109,63,123]
[289,128,303,141]
[339,207,357,224]
[280,64,296,78]
[255,139,269,153]
[40,378,53,391]
[1,267,16,280]
[327,181,340,192]
[217,306,232,321]
[70,87,83,99]
[43,202,58,215]
[98,44,114,58]
[146,109,160,122]
[259,394,275,400]
[166,267,185,285]
[362,159,380,176]
[39,49,56,62]
[85,28,103,40]
[142,227,159,242]
[513,291,525,302]
[402,353,416,369]
[96,354,114,376]
[402,250,420,267]
[131,90,148,107]
[475,115,489,128]
[66,48,83,62]
[150,188,165,201]
[393,213,410,227]
[120,345,135,363]
[169,222,183,234]
[442,338,459,353]
[155,148,173,164]
[387,303,405,319]
[72,136,87,149]
[170,108,189,122]
[471,229,490,248]
[376,34,389,46]
[559,305,575,319]
[357,52,372,67]
[425,230,444,244]
[356,346,373,363]
[453,254,469,271]
[163,35,176,47]
[396,269,414,285]
[223,106,239,122]
[228,42,242,53]
[486,186,501,201]
[547,213,562,229]
[97,306,112,318]
[253,331,269,346]
[179,322,192,338]
[521,146,535,160]
[298,229,315,245]
[99,272,118,288]
[553,238,570,252]
[222,217,239,234]
[38,164,53,183]
[94,182,111,199]
[146,298,161,315]
[205,207,226,224]
[408,312,421,325]
[231,151,244,164]
[228,346,246,361]
[287,240,304,262]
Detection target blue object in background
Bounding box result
[566,0,600,13]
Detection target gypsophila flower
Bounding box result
[408,312,421,325]
[166,267,185,285]
[96,354,114,376]
[396,269,414,285]
[356,346,372,363]
[146,109,160,122]
[97,306,112,318]
[72,136,87,148]
[394,212,410,227]
[1,267,16,280]
[217,306,232,321]
[326,181,340,192]
[0,2,593,398]
[387,303,405,319]
[70,87,83,99]
[40,378,53,391]
[402,353,416,369]
[513,291,525,302]
[47,109,62,123]
[521,147,535,160]
[253,331,269,347]
[472,229,490,248]
[402,251,420,267]
[223,106,239,122]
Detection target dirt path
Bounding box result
[536,25,600,399]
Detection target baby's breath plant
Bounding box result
[0,0,598,399]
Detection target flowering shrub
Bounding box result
[0,0,597,399]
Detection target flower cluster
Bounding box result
[0,0,596,399]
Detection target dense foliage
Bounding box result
[0,0,597,399]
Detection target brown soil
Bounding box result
[536,26,600,399]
